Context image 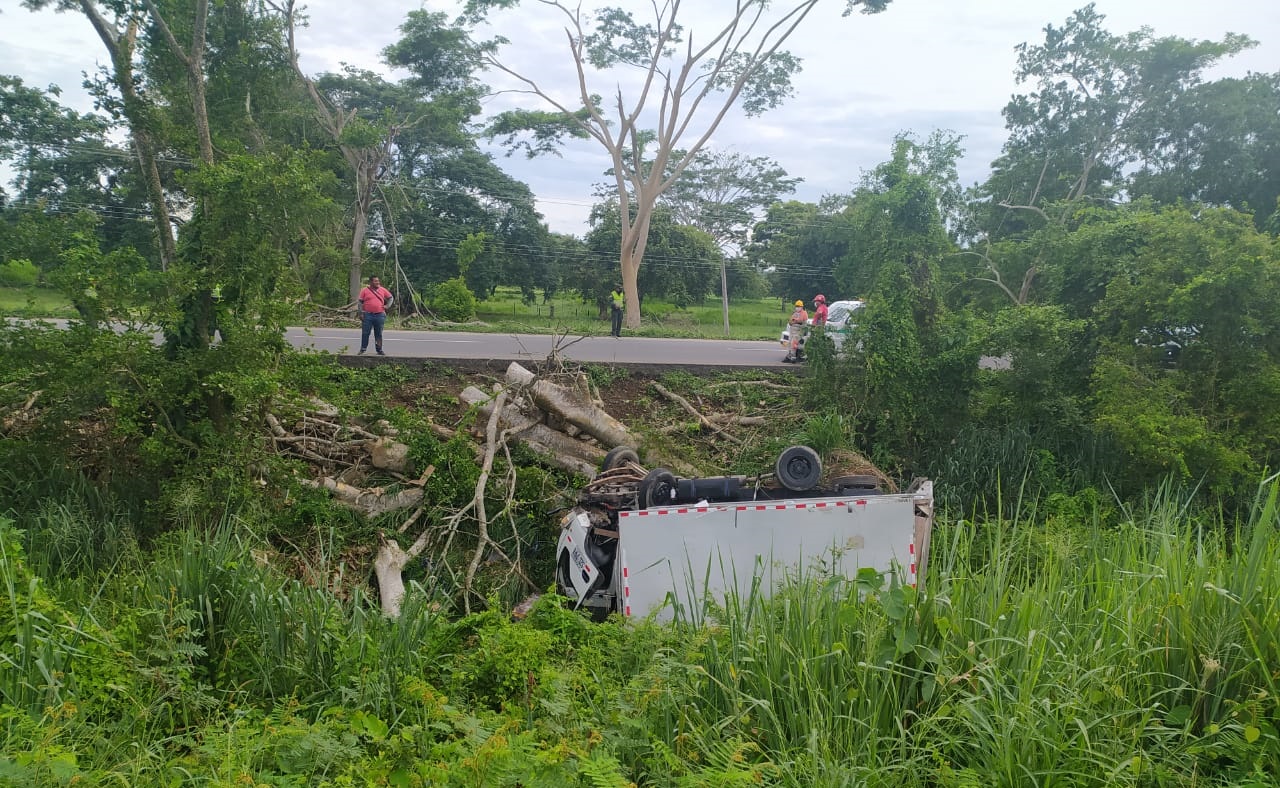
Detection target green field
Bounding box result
[471,287,790,340]
[0,286,76,317]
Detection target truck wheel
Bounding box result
[601,446,640,471]
[776,445,822,491]
[638,468,677,508]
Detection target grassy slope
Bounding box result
[3,356,1278,785]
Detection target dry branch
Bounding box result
[650,381,741,445]
[710,414,768,426]
[704,380,796,392]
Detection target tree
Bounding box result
[582,201,720,316]
[656,149,798,334]
[141,0,214,165]
[749,199,847,301]
[21,0,179,269]
[1127,72,1280,231]
[593,146,799,331]
[965,5,1254,307]
[269,1,410,302]
[745,134,961,305]
[836,135,956,296]
[977,4,1253,236]
[0,76,109,200]
[468,0,891,328]
[1087,205,1280,492]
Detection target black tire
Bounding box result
[638,468,678,508]
[601,445,640,471]
[831,474,881,490]
[776,445,822,491]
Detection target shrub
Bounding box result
[431,277,476,322]
[0,259,39,287]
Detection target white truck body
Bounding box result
[557,481,933,621]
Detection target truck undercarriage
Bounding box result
[555,446,934,621]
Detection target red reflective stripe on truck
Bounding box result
[622,552,631,617]
[626,499,873,517]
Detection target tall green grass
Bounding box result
[3,480,1277,784]
[632,479,1280,785]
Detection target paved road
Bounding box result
[13,320,1006,370]
[6,319,790,367]
[287,327,791,367]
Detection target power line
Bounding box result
[10,144,859,237]
[8,137,872,238]
[5,195,851,278]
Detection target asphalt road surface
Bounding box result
[287,327,791,368]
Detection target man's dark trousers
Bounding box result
[611,306,622,337]
[361,311,386,352]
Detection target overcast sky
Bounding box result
[1,0,1276,235]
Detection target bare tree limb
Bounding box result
[651,381,741,445]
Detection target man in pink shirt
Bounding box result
[357,275,393,355]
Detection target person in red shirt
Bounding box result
[812,294,828,327]
[357,275,393,355]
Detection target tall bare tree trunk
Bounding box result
[144,0,214,165]
[619,199,654,329]
[349,201,368,302]
[77,2,176,270]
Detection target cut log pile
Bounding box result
[457,361,636,477]
[265,362,642,618]
[265,397,429,518]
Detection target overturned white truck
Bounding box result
[555,446,934,621]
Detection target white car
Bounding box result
[780,299,864,357]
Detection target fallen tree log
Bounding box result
[459,386,602,476]
[373,531,414,617]
[299,476,423,517]
[505,362,633,449]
